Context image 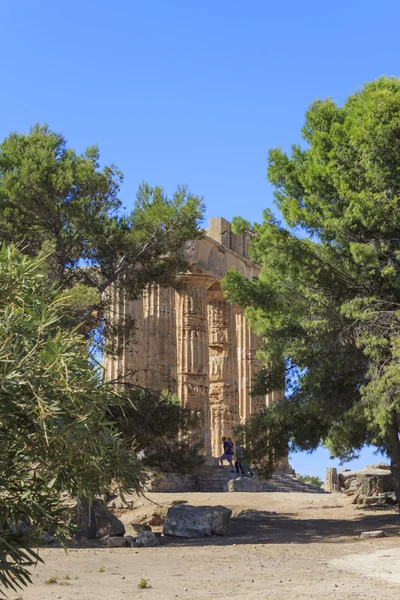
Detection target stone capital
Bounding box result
[180,272,216,290]
[206,287,227,302]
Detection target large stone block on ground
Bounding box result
[163,504,232,538]
[356,469,393,496]
[93,499,125,539]
[226,477,261,492]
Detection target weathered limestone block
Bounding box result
[226,477,261,492]
[356,470,393,496]
[359,530,387,539]
[146,473,199,493]
[163,504,232,537]
[343,477,358,495]
[367,462,390,470]
[344,476,357,490]
[362,495,392,506]
[325,468,341,492]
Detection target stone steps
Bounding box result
[148,469,326,494]
[197,469,326,493]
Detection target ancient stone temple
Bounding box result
[104,217,285,459]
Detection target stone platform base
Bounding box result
[146,466,326,494]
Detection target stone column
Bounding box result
[176,273,215,456]
[207,288,240,456]
[248,331,268,414]
[103,281,126,382]
[325,467,340,492]
[236,309,262,422]
[123,294,146,387]
[235,307,248,424]
[142,286,177,393]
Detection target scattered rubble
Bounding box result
[325,465,398,507]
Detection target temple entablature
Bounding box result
[183,217,259,281]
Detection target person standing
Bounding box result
[219,437,235,472]
[234,441,245,475]
[227,437,235,472]
[234,441,254,477]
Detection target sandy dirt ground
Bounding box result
[14,491,400,600]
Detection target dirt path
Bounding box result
[17,492,400,600]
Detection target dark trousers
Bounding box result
[235,460,245,474]
[235,461,253,477]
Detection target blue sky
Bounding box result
[1,0,397,477]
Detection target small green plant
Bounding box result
[299,474,323,487]
[99,567,105,573]
[138,577,151,589]
[45,576,58,585]
[63,574,71,580]
[59,581,71,586]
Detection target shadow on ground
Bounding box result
[62,506,400,550]
[159,508,399,547]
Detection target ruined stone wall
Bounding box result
[103,218,287,460]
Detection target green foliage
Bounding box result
[138,577,151,589]
[108,387,201,473]
[0,245,143,593]
[298,475,323,487]
[224,77,400,487]
[0,124,204,334]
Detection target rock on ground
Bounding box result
[107,536,129,547]
[148,512,165,526]
[227,477,261,492]
[135,530,160,547]
[93,499,125,539]
[359,530,387,539]
[356,470,393,496]
[163,504,232,538]
[125,523,151,536]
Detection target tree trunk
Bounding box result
[78,496,96,539]
[388,416,400,513]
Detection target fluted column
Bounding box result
[247,328,290,471]
[123,294,146,387]
[103,281,126,382]
[248,331,268,414]
[208,288,239,455]
[235,307,251,423]
[142,286,177,393]
[176,274,215,456]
